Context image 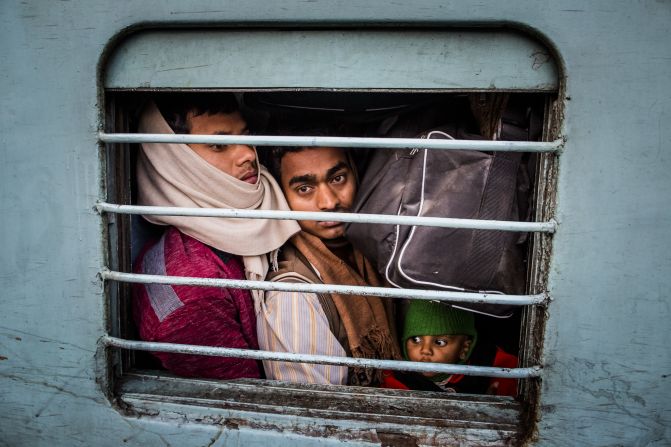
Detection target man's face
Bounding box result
[186,110,258,184]
[405,335,472,377]
[280,147,356,240]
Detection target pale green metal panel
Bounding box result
[0,1,111,445]
[1,1,670,446]
[540,3,671,445]
[106,29,558,91]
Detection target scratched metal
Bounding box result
[102,335,542,378]
[100,132,564,152]
[103,269,547,306]
[97,202,558,233]
[1,2,670,447]
[117,372,522,445]
[105,29,559,91]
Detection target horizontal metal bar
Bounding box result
[96,202,557,233]
[101,335,541,379]
[102,269,547,306]
[99,132,563,153]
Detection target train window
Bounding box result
[99,28,560,444]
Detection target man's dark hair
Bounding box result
[268,127,346,182]
[155,93,240,134]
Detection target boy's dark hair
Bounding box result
[155,93,240,134]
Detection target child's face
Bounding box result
[405,335,472,377]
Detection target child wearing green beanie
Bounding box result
[381,300,518,395]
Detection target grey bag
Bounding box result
[345,130,526,317]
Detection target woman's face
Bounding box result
[186,111,258,184]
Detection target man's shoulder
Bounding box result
[262,243,349,356]
[268,243,322,284]
[136,226,244,280]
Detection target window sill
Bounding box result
[116,370,524,445]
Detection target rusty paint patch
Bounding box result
[223,419,239,430]
[377,431,420,447]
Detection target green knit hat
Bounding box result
[402,300,478,362]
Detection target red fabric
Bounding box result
[132,227,260,379]
[489,347,518,397]
[445,348,518,396]
[380,347,518,396]
[380,370,410,390]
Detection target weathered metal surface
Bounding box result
[1,1,670,446]
[117,372,522,445]
[97,202,558,233]
[103,335,542,379]
[103,269,548,305]
[105,29,558,91]
[100,132,564,152]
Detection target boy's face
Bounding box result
[279,147,356,240]
[186,110,259,184]
[405,335,472,377]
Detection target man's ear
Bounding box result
[459,338,472,361]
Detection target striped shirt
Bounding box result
[257,287,348,385]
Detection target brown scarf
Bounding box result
[291,232,401,385]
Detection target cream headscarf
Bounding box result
[136,101,300,308]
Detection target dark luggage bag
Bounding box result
[345,129,527,317]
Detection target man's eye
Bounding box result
[209,144,228,152]
[296,185,312,194]
[331,174,346,184]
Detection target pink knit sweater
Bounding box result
[132,226,261,379]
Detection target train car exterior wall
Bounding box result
[1,1,670,446]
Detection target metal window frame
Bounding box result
[100,91,560,446]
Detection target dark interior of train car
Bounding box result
[106,90,547,390]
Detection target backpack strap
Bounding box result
[461,150,522,291]
[268,245,351,356]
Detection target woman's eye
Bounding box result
[209,144,228,152]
